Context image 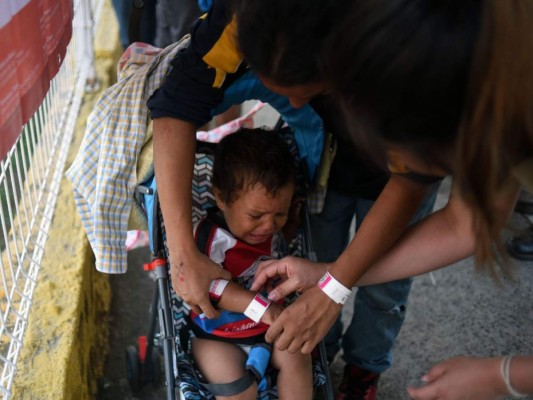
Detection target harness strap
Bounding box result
[195,213,222,305]
[200,342,272,396]
[203,372,255,396]
[195,215,216,256]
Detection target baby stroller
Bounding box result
[125,110,335,400]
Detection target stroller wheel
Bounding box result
[125,345,141,393]
[149,347,162,387]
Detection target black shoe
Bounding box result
[335,364,380,400]
[515,190,533,215]
[515,200,533,215]
[506,226,533,261]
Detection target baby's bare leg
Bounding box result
[191,338,257,400]
[271,347,313,400]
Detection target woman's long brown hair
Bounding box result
[458,0,533,276]
[324,0,533,277]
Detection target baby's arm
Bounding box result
[212,280,283,325]
[213,281,257,313]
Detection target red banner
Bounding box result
[0,0,73,160]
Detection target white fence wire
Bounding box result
[0,0,103,397]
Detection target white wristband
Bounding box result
[244,293,271,323]
[317,272,352,305]
[500,356,527,398]
[209,279,229,300]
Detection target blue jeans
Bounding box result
[112,0,157,49]
[309,183,439,373]
[155,0,202,47]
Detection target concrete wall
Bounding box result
[12,3,122,399]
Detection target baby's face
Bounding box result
[217,183,294,246]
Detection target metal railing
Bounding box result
[0,0,103,397]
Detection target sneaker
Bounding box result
[506,225,533,261]
[515,189,533,215]
[335,364,380,400]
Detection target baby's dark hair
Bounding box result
[211,128,297,204]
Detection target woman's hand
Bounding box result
[251,256,328,301]
[264,287,343,353]
[153,119,233,317]
[407,356,507,400]
[250,257,340,352]
[169,248,231,318]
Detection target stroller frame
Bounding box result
[127,180,177,399]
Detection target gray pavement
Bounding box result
[349,179,533,400]
[97,104,533,399]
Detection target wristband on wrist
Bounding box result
[244,293,271,323]
[209,279,230,301]
[317,272,352,305]
[500,356,527,398]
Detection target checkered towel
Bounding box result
[66,39,188,273]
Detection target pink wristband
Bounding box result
[317,272,352,305]
[209,279,229,300]
[244,293,271,323]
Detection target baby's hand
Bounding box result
[261,302,284,326]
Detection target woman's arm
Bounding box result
[153,117,231,318]
[252,175,431,298]
[357,179,520,286]
[328,174,432,287]
[255,176,435,353]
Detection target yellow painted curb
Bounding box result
[12,2,122,399]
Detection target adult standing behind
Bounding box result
[147,0,440,398]
[112,0,157,49]
[155,0,202,48]
[252,1,533,399]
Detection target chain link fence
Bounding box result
[0,1,103,397]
